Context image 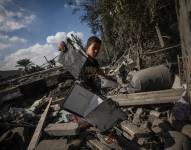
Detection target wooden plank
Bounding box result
[51,97,65,105]
[177,55,182,84]
[155,25,165,48]
[110,88,184,106]
[15,66,63,81]
[27,97,53,150]
[144,44,180,55]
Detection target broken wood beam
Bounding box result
[110,88,184,106]
[155,25,165,48]
[13,66,63,82]
[144,44,180,55]
[27,96,53,150]
[51,97,65,105]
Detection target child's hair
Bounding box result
[86,36,101,49]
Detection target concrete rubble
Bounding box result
[44,122,79,136]
[0,65,190,150]
[0,39,191,150]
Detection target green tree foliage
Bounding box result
[16,59,44,73]
[16,58,33,71]
[70,0,179,67]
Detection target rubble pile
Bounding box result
[0,65,191,150]
[0,37,191,150]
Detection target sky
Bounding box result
[0,0,92,70]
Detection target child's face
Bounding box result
[86,42,101,58]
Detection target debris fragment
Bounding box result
[44,122,79,136]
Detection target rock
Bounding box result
[132,108,143,125]
[44,122,79,136]
[149,110,160,123]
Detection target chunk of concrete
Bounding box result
[132,108,143,125]
[44,122,79,136]
[36,139,68,150]
[110,88,184,106]
[0,87,23,104]
[120,121,151,140]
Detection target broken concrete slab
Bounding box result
[110,88,184,106]
[0,87,23,104]
[10,66,63,84]
[120,121,151,140]
[44,122,79,136]
[36,139,68,150]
